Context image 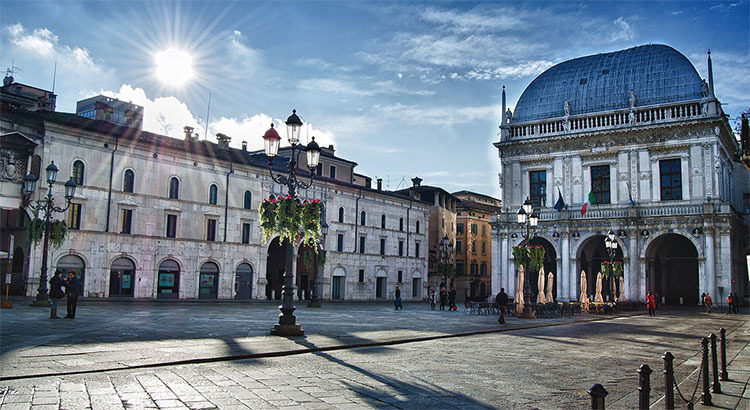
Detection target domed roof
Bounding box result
[512,44,705,123]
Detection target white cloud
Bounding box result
[375,103,496,126]
[610,17,635,42]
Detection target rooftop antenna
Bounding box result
[52,61,57,93]
[204,92,211,140]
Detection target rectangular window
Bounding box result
[206,219,217,241]
[415,242,420,258]
[398,271,403,283]
[470,263,478,276]
[480,263,487,276]
[398,240,404,256]
[68,203,81,230]
[471,241,476,253]
[380,238,386,255]
[660,159,682,201]
[166,214,177,238]
[482,225,486,237]
[358,269,364,283]
[121,209,133,234]
[481,241,486,254]
[471,224,478,235]
[455,261,464,276]
[337,234,344,252]
[529,170,547,208]
[329,165,336,179]
[241,223,251,244]
[456,223,464,234]
[359,236,365,254]
[455,240,462,253]
[591,165,611,204]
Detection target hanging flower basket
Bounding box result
[600,261,623,280]
[511,245,545,272]
[28,219,68,249]
[260,195,323,250]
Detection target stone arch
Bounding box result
[109,256,136,297]
[55,252,88,296]
[639,229,702,260]
[156,257,182,299]
[573,233,625,303]
[644,232,700,306]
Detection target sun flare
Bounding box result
[154,48,194,87]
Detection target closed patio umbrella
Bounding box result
[619,276,626,302]
[537,268,546,304]
[515,265,525,315]
[580,270,589,312]
[594,272,604,304]
[546,271,554,303]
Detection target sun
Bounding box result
[154,48,194,87]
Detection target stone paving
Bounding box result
[0,298,747,409]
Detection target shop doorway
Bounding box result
[235,263,253,300]
[157,259,180,299]
[56,255,85,296]
[199,262,219,299]
[109,257,135,297]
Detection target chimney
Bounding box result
[241,141,247,151]
[411,176,422,187]
[377,178,382,191]
[216,133,231,149]
[183,126,196,140]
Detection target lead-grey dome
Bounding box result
[512,44,705,123]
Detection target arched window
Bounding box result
[360,210,366,226]
[71,160,85,185]
[416,220,420,233]
[123,169,134,193]
[399,218,404,231]
[338,207,344,223]
[169,177,179,199]
[381,214,386,229]
[244,190,252,210]
[209,184,218,205]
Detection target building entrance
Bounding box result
[646,234,699,306]
[266,237,286,300]
[235,263,253,300]
[577,235,623,302]
[56,255,85,296]
[109,257,135,297]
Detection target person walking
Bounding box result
[394,286,402,310]
[439,287,447,311]
[704,292,712,314]
[733,292,740,313]
[646,291,656,316]
[449,286,457,311]
[701,292,706,312]
[429,287,436,310]
[496,288,508,324]
[64,270,81,319]
[49,270,65,319]
[726,293,733,315]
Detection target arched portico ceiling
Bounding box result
[642,232,699,259]
[573,232,627,260]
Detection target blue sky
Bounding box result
[1,1,748,199]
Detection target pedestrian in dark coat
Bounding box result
[439,287,447,311]
[394,286,403,310]
[449,287,457,311]
[733,292,740,313]
[429,287,436,310]
[496,288,508,324]
[64,271,81,319]
[701,293,706,312]
[49,270,65,319]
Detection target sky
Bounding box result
[1,1,748,199]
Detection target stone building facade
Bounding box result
[492,45,748,306]
[0,100,430,301]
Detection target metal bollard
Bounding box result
[720,328,728,381]
[589,383,608,410]
[638,364,652,410]
[700,337,712,405]
[662,352,675,410]
[710,333,722,394]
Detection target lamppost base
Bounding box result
[30,299,50,307]
[0,301,12,308]
[270,324,304,337]
[307,300,321,308]
[520,306,536,319]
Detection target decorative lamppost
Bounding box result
[516,197,539,318]
[262,109,321,336]
[308,216,328,308]
[438,235,453,290]
[604,230,618,302]
[22,162,78,307]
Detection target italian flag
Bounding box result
[581,190,595,216]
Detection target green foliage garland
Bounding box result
[303,249,327,270]
[27,219,68,249]
[260,196,323,249]
[600,261,623,280]
[511,245,545,272]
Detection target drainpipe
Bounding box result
[104,134,119,232]
[353,188,362,252]
[223,161,234,242]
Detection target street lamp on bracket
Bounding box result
[604,230,619,302]
[517,197,539,319]
[262,109,322,337]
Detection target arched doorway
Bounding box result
[296,244,314,300]
[646,234,699,305]
[157,259,180,299]
[235,263,253,299]
[199,262,219,299]
[577,235,623,302]
[525,237,558,301]
[110,257,135,297]
[332,267,346,300]
[56,255,85,296]
[266,237,287,300]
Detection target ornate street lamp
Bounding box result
[308,213,328,308]
[517,197,538,319]
[263,110,321,336]
[23,161,78,307]
[438,235,453,291]
[604,230,618,301]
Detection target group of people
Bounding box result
[428,286,457,311]
[49,270,81,319]
[700,292,741,314]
